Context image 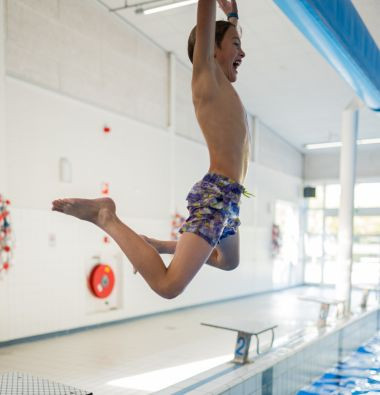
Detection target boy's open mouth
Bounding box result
[233,59,242,71]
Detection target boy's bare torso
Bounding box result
[193,60,250,185]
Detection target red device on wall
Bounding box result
[89,264,115,299]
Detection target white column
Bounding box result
[0,0,6,192]
[335,99,360,315]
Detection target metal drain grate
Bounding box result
[0,372,92,395]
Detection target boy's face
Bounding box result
[214,26,245,83]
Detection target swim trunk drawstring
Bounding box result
[242,188,254,198]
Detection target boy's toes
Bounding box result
[52,199,65,211]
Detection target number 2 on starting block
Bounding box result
[234,332,251,363]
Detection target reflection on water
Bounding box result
[298,334,380,394]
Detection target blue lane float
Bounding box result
[273,0,380,111]
[298,333,380,394]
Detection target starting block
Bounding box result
[201,320,277,364]
[0,372,92,395]
[355,284,380,310]
[299,296,345,327]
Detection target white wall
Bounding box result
[250,164,304,289]
[0,0,9,343]
[250,121,304,289]
[1,0,304,342]
[3,77,304,342]
[256,120,303,179]
[0,0,6,189]
[304,145,380,181]
[5,77,174,340]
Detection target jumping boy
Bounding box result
[52,0,249,299]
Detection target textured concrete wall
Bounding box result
[5,0,169,129]
[175,60,201,142]
[304,145,380,181]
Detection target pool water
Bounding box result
[298,334,380,394]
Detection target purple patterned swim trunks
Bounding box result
[179,173,245,247]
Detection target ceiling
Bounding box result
[97,0,380,152]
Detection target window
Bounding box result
[304,182,380,286]
[325,184,340,209]
[355,183,380,208]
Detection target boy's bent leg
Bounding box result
[206,230,240,271]
[133,237,177,274]
[108,224,213,298]
[140,234,239,272]
[52,198,213,299]
[164,232,214,296]
[140,236,177,254]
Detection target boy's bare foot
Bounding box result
[51,197,116,228]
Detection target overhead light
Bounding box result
[358,138,380,145]
[305,142,341,150]
[305,137,380,150]
[136,0,198,15]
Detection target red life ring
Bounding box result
[89,264,115,298]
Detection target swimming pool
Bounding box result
[298,333,380,394]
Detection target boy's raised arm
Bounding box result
[192,0,216,71]
[217,0,238,26]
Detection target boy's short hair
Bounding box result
[187,20,235,64]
